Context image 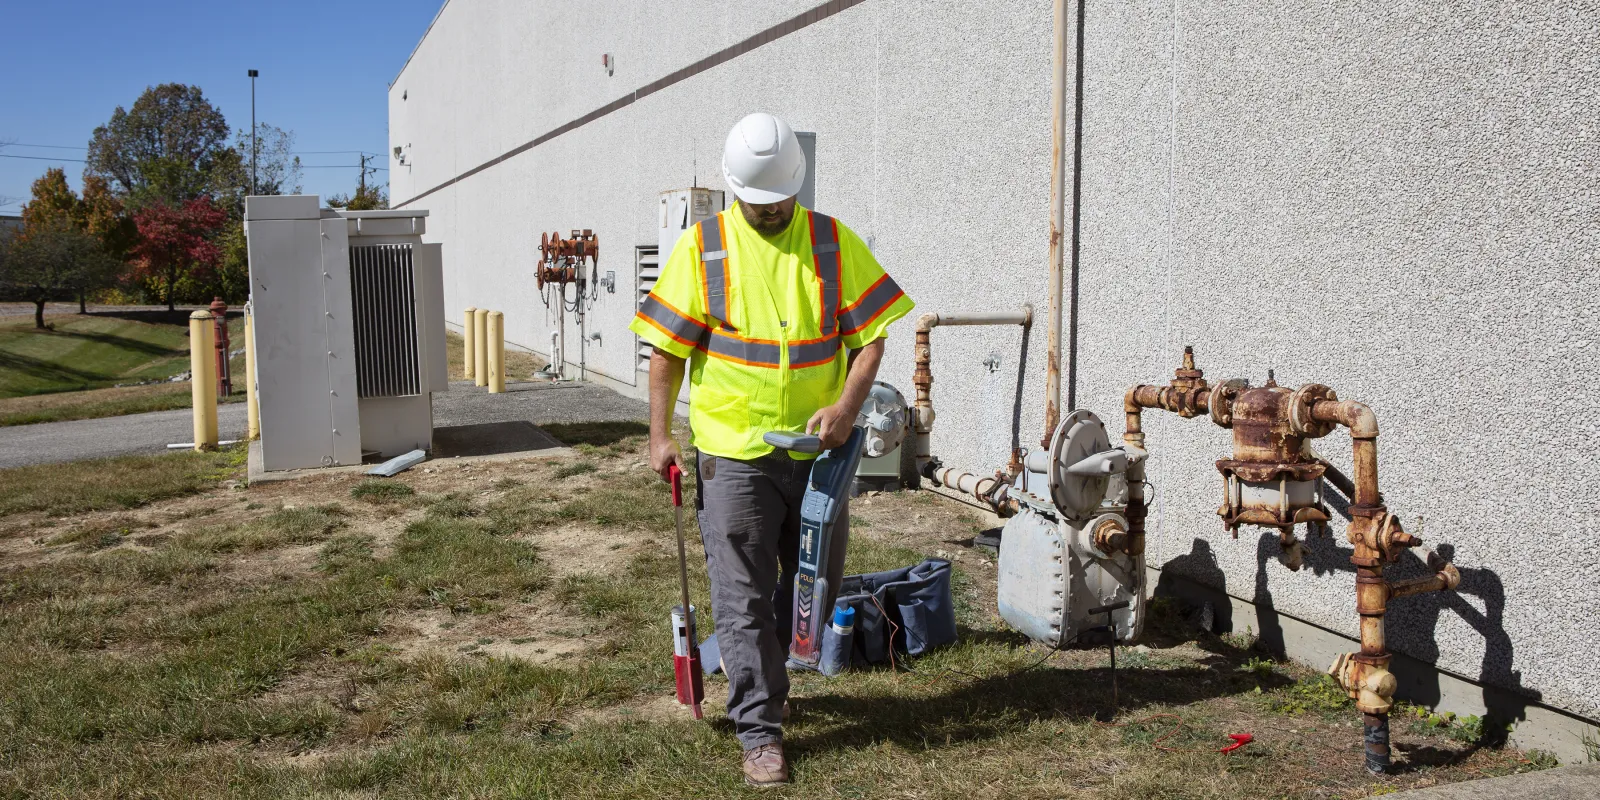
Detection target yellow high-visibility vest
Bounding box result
[629,203,914,460]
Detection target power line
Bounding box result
[301,164,388,171]
[0,153,87,162]
[5,143,88,150]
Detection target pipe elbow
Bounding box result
[915,312,940,333]
[1020,303,1035,327]
[1316,400,1379,439]
[1124,386,1142,414]
[1344,402,1379,440]
[1439,562,1461,592]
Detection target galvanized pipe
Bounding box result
[931,465,1017,516]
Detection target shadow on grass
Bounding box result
[0,351,111,389]
[789,661,1294,757]
[540,421,650,448]
[86,309,242,326]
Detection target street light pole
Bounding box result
[247,69,259,196]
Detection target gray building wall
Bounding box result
[389,0,1600,752]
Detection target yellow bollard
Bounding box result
[463,306,478,381]
[188,310,219,451]
[474,308,489,387]
[487,311,506,393]
[244,308,260,441]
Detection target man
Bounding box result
[629,112,914,787]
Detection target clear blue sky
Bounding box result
[0,0,445,213]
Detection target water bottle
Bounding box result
[819,605,856,676]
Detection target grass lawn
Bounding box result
[445,330,548,383]
[0,424,1560,798]
[0,310,246,427]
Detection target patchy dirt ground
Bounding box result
[0,433,1565,798]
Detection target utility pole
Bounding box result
[358,153,369,198]
[248,69,259,196]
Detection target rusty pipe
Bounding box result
[1313,399,1382,510]
[1043,0,1070,450]
[1315,456,1358,501]
[911,307,1033,475]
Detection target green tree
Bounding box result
[325,183,388,211]
[85,84,230,208]
[1,217,121,329]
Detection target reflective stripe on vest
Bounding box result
[636,294,709,348]
[688,209,850,370]
[697,216,730,324]
[838,272,907,336]
[809,211,842,335]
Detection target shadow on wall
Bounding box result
[1154,476,1538,746]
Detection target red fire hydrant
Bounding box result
[210,297,232,397]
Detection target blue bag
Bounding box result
[700,558,958,675]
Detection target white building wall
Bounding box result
[389,0,1600,745]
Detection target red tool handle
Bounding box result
[1219,733,1253,754]
[668,463,683,507]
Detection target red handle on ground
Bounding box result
[668,463,683,507]
[1219,733,1253,754]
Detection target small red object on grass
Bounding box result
[1219,733,1253,754]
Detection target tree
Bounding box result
[20,168,79,231]
[0,217,120,329]
[326,183,389,211]
[129,198,228,311]
[14,169,128,313]
[210,124,302,215]
[85,84,230,208]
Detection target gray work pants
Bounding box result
[696,451,849,750]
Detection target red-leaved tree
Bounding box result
[129,198,227,310]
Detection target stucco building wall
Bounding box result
[388,0,1600,745]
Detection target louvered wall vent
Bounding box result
[350,244,421,398]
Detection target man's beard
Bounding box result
[750,212,790,235]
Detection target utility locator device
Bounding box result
[763,426,866,667]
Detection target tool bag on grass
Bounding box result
[823,558,957,668]
[699,558,958,675]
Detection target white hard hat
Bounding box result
[722,113,806,205]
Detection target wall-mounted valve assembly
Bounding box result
[534,229,601,381]
[1124,347,1462,775]
[909,323,1463,775]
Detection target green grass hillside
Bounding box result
[0,315,193,399]
[0,311,245,426]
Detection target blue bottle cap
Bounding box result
[832,606,856,627]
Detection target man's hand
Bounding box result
[650,436,683,482]
[805,402,855,451]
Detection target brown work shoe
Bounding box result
[742,743,790,788]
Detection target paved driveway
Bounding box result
[0,381,648,470]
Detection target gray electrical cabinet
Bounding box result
[245,196,447,472]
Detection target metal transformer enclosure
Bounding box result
[245,196,447,472]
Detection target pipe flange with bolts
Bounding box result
[1289,384,1339,438]
[1208,378,1249,429]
